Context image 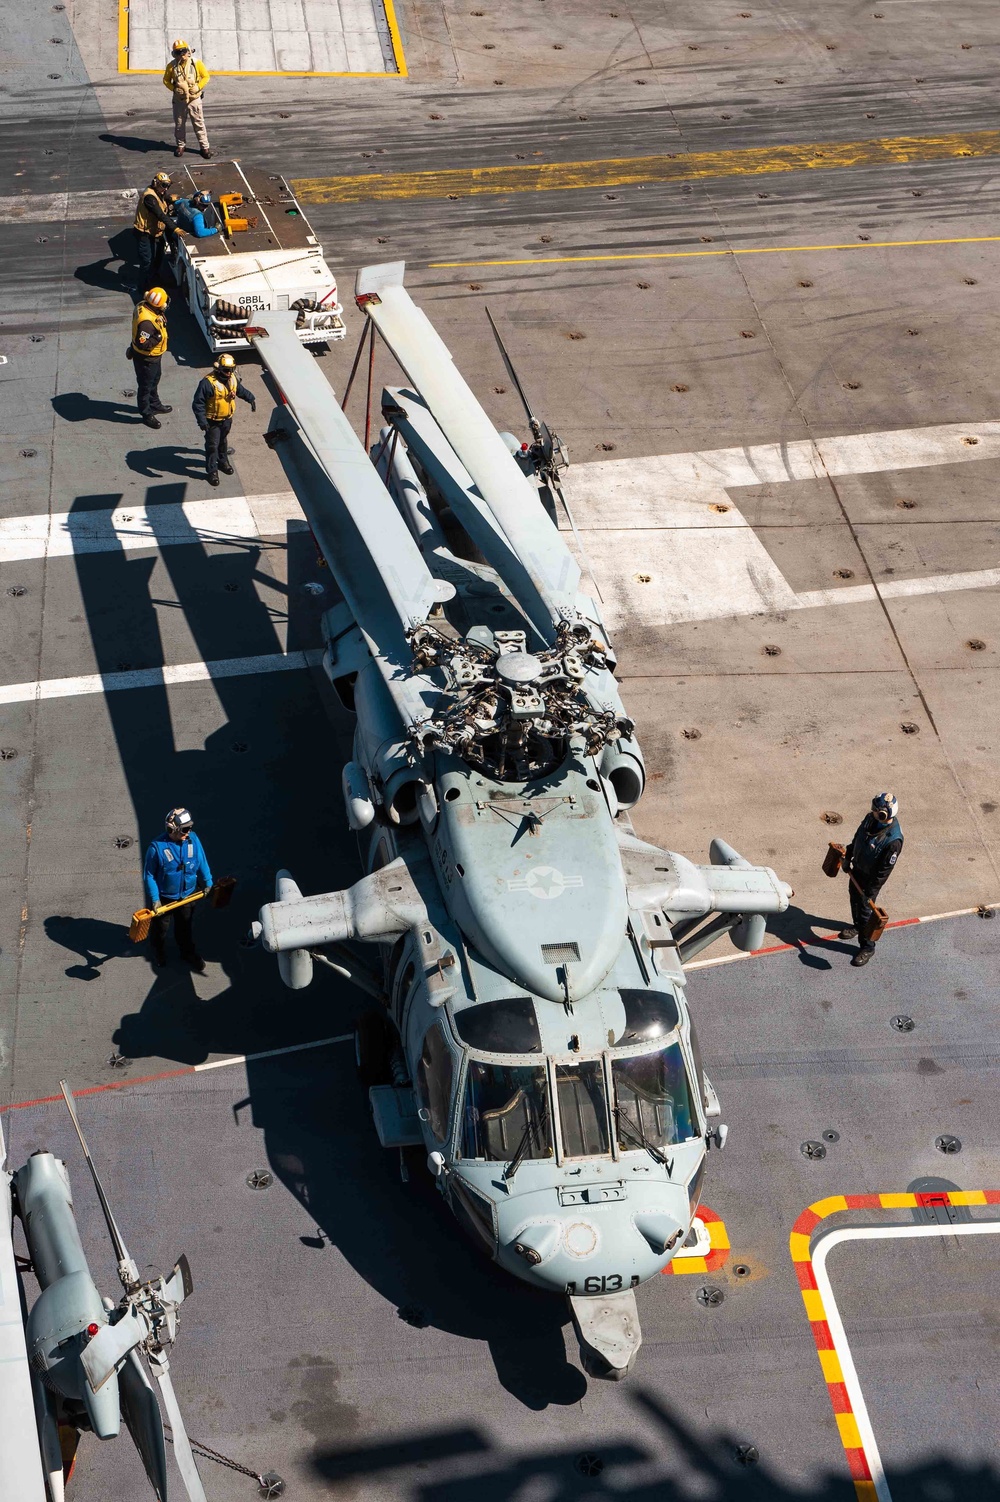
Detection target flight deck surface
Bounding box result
[5,916,998,1500]
[2,0,1000,1495]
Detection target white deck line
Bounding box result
[193,1032,352,1072]
[812,1219,1000,1502]
[0,649,324,707]
[0,492,304,564]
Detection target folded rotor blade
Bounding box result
[120,1349,169,1502]
[356,264,581,642]
[248,313,444,638]
[150,1356,207,1502]
[81,1306,145,1393]
[59,1081,139,1286]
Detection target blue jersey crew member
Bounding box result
[172,190,219,237]
[193,353,256,486]
[840,792,903,966]
[143,808,213,971]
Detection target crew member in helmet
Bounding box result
[840,792,903,967]
[132,170,177,287]
[143,808,213,971]
[130,287,172,429]
[163,40,212,159]
[192,353,256,486]
[172,189,219,238]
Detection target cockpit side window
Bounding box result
[461,1062,552,1162]
[612,1042,695,1150]
[614,989,680,1046]
[415,1023,454,1142]
[556,1061,610,1158]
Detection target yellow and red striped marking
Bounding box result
[790,1189,1000,1498]
[663,1204,730,1274]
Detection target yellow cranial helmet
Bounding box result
[216,354,236,371]
[171,38,191,53]
[153,171,172,188]
[145,287,169,310]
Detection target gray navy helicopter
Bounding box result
[0,1086,207,1501]
[249,264,791,1379]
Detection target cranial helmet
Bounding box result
[871,792,898,824]
[165,808,194,838]
[215,353,236,371]
[172,38,191,52]
[153,171,172,188]
[193,190,212,206]
[145,286,169,310]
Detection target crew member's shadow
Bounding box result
[53,392,142,427]
[99,131,173,155]
[767,904,855,970]
[126,445,205,479]
[75,229,144,294]
[45,914,133,981]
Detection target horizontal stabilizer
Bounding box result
[357,265,581,639]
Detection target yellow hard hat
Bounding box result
[152,171,172,188]
[145,287,169,310]
[171,38,190,52]
[215,353,236,371]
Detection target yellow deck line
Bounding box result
[427,234,1000,269]
[119,0,406,77]
[292,127,1000,204]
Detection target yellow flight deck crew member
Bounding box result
[192,354,256,485]
[132,171,177,288]
[130,288,172,429]
[163,40,212,159]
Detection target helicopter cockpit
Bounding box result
[411,985,700,1171]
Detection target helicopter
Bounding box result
[0,1085,207,1501]
[249,264,790,1379]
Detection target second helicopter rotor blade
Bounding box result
[149,1354,207,1502]
[484,305,538,432]
[59,1081,138,1285]
[120,1348,169,1502]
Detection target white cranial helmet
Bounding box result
[871,792,898,823]
[165,807,194,837]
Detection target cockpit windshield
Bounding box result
[461,1062,553,1162]
[612,1043,695,1150]
[555,1061,610,1158]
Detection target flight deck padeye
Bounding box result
[249,265,791,1382]
[165,160,347,355]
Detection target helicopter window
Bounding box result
[612,1043,695,1151]
[415,1023,454,1142]
[614,989,680,1046]
[453,997,541,1054]
[555,1061,610,1158]
[461,1062,552,1162]
[688,1018,709,1111]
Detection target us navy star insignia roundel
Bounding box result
[508,865,584,899]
